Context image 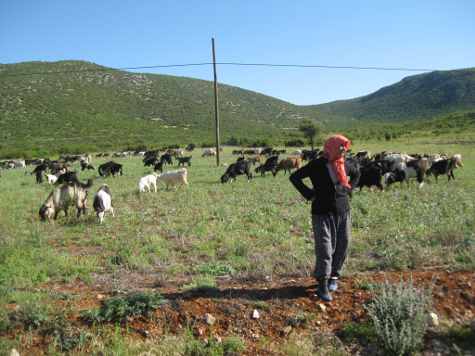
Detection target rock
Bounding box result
[429,312,439,327]
[317,303,326,312]
[10,349,20,356]
[252,309,260,319]
[96,294,106,300]
[205,313,216,325]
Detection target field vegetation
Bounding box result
[0,136,474,354]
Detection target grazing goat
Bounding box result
[98,161,123,177]
[202,148,216,157]
[221,160,253,183]
[428,156,461,182]
[275,157,302,175]
[139,173,159,193]
[255,156,279,176]
[39,179,93,221]
[93,184,114,223]
[176,156,192,167]
[157,168,188,189]
[160,153,173,165]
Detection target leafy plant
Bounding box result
[82,292,166,323]
[365,277,432,356]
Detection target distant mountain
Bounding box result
[311,68,475,122]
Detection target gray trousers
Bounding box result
[312,211,351,279]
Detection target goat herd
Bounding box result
[0,145,464,224]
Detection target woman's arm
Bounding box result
[289,163,315,201]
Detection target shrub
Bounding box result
[8,300,51,331]
[365,277,432,356]
[82,292,165,323]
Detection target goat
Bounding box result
[39,179,93,221]
[202,148,216,157]
[221,160,253,183]
[157,168,188,190]
[139,173,159,193]
[176,156,192,167]
[93,184,114,223]
[275,157,302,175]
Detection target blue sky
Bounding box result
[1,0,474,105]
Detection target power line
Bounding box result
[216,62,435,72]
[0,61,438,78]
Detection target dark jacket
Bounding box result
[289,157,351,215]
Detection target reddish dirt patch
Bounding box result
[6,270,475,354]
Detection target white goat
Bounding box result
[157,168,188,190]
[93,184,114,224]
[138,173,159,193]
[46,173,58,185]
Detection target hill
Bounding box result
[1,61,475,156]
[311,68,475,122]
[0,61,306,156]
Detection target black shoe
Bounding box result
[316,278,332,302]
[328,278,338,292]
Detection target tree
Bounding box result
[299,120,321,150]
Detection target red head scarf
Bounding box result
[323,134,351,189]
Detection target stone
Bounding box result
[252,309,260,319]
[429,312,439,327]
[317,303,326,312]
[205,313,216,325]
[96,294,106,300]
[10,350,20,356]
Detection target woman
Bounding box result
[289,134,353,302]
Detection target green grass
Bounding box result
[0,137,474,353]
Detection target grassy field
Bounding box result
[0,137,474,354]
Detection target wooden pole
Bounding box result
[211,37,220,167]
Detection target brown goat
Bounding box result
[276,157,302,175]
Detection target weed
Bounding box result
[183,275,218,295]
[339,321,377,344]
[8,300,51,331]
[198,263,235,277]
[365,277,432,356]
[285,312,312,327]
[82,292,166,323]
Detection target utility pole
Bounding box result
[211,37,220,166]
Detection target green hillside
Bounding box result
[1,61,475,157]
[311,68,475,122]
[0,61,306,156]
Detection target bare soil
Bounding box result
[9,269,472,355]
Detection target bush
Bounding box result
[365,277,432,356]
[82,292,165,323]
[8,300,51,331]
